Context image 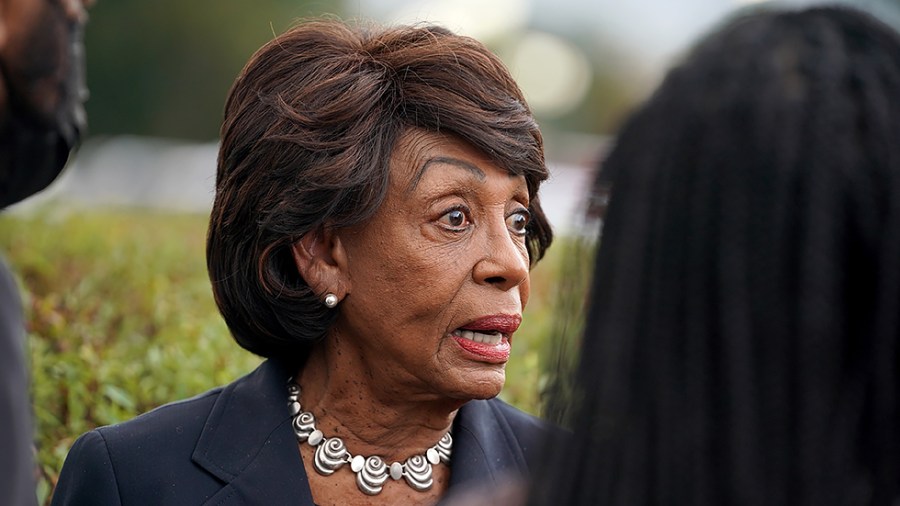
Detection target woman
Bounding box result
[533,6,900,505]
[52,19,554,506]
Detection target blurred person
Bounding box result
[52,19,555,505]
[0,0,90,504]
[0,0,89,207]
[530,5,900,506]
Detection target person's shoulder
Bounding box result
[483,397,557,437]
[94,386,223,444]
[52,386,228,505]
[463,397,561,457]
[455,397,561,479]
[82,385,225,480]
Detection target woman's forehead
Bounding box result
[390,130,493,188]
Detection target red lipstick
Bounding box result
[459,314,522,334]
[452,314,521,363]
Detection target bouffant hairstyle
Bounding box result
[207,20,552,360]
[534,6,900,506]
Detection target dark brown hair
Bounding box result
[207,19,552,359]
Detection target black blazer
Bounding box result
[52,359,552,505]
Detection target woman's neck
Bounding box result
[296,341,461,461]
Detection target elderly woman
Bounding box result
[52,19,554,506]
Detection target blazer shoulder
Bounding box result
[51,430,122,505]
[92,387,224,482]
[96,386,223,444]
[449,398,558,489]
[486,397,557,443]
[53,387,226,505]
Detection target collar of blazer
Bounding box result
[190,359,531,505]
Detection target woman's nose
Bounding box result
[473,226,529,292]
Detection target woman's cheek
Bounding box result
[519,277,531,309]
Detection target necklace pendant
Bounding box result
[313,438,349,476]
[356,456,389,495]
[436,433,452,463]
[402,455,434,491]
[292,412,316,441]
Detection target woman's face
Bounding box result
[332,130,532,401]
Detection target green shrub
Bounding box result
[0,209,577,504]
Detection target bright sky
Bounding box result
[348,0,876,71]
[344,0,852,116]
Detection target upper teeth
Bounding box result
[457,330,502,345]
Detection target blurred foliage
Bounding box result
[537,235,597,426]
[83,0,344,140]
[0,210,587,504]
[0,211,261,504]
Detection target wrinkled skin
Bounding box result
[293,130,534,505]
[0,0,92,208]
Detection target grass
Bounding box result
[0,208,588,504]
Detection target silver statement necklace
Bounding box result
[287,381,453,496]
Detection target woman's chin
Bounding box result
[452,369,506,401]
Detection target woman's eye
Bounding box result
[507,210,530,235]
[438,209,470,230]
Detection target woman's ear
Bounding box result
[291,226,351,300]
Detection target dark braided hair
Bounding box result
[534,6,900,505]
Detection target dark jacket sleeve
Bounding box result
[51,431,123,505]
[0,259,37,506]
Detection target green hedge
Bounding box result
[0,209,578,504]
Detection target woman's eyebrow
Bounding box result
[406,156,486,193]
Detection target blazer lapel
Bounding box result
[190,361,531,504]
[192,359,316,506]
[448,399,529,488]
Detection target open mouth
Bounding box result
[449,314,520,363]
[452,329,504,346]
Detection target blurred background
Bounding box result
[3,0,899,502]
[16,0,900,229]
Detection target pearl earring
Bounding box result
[323,293,338,308]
